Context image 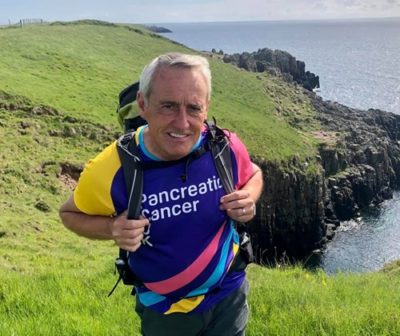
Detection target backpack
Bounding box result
[108,82,253,296]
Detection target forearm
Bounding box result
[60,210,114,240]
[60,195,149,251]
[241,163,263,203]
[59,195,114,240]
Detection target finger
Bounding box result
[121,242,142,252]
[238,206,247,217]
[220,191,249,203]
[117,234,144,250]
[121,227,146,239]
[229,203,255,219]
[226,206,246,218]
[220,199,246,211]
[113,224,145,241]
[121,218,150,230]
[121,233,144,246]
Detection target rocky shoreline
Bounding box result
[222,48,320,91]
[224,49,400,263]
[258,96,400,262]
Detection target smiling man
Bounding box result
[60,53,263,336]
[137,61,209,161]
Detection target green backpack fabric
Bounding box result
[116,81,143,131]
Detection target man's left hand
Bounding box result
[220,190,256,223]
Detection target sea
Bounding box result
[157,18,400,273]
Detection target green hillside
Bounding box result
[1,21,398,335]
[0,20,318,281]
[0,21,318,161]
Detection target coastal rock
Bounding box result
[222,48,320,91]
[310,95,400,221]
[145,25,172,33]
[246,71,400,263]
[249,159,326,260]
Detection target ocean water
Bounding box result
[318,192,400,273]
[162,18,400,115]
[158,18,400,272]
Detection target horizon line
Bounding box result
[1,15,399,26]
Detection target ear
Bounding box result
[136,91,146,117]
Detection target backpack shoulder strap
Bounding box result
[206,119,255,267]
[206,119,234,194]
[108,132,143,296]
[116,132,143,220]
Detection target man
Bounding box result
[60,52,263,335]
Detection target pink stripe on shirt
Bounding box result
[144,221,226,295]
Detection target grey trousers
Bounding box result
[135,279,249,336]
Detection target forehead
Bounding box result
[151,66,209,101]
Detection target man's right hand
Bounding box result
[110,211,150,252]
[60,195,150,249]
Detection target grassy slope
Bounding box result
[0,22,398,335]
[0,23,177,125]
[0,22,317,161]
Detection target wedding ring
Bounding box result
[242,207,246,215]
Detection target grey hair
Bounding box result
[139,52,212,104]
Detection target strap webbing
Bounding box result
[114,133,143,291]
[117,132,143,220]
[207,121,234,195]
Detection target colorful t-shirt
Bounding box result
[74,125,254,314]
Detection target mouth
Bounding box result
[168,132,190,139]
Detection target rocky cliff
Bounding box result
[249,94,400,263]
[311,95,400,220]
[222,48,320,91]
[250,158,326,261]
[233,50,400,263]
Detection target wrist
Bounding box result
[107,216,116,240]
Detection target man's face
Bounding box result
[137,66,209,161]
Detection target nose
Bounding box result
[174,106,190,129]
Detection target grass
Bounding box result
[0,23,185,125]
[0,22,319,162]
[247,265,400,335]
[1,263,399,335]
[1,21,399,336]
[0,267,140,335]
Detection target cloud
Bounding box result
[1,0,399,24]
[143,0,400,22]
[240,0,400,20]
[386,0,400,4]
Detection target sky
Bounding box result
[1,0,400,25]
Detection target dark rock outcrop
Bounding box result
[250,159,326,261]
[243,70,400,263]
[145,25,172,33]
[310,95,400,221]
[223,48,320,91]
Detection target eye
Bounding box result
[188,104,202,114]
[161,103,173,109]
[160,102,177,115]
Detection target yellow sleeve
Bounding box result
[74,141,121,216]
